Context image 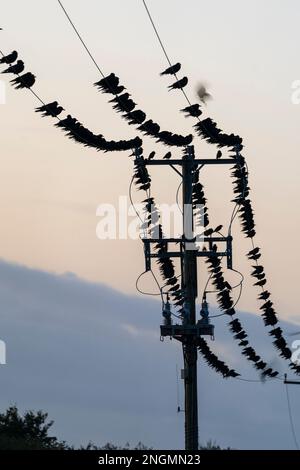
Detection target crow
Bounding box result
[180,104,202,118]
[168,77,188,91]
[10,72,35,89]
[148,151,155,160]
[197,83,212,104]
[2,60,24,74]
[35,101,64,117]
[216,150,222,159]
[0,50,18,64]
[160,63,181,76]
[163,152,172,159]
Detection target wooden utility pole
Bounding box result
[182,147,198,450]
[142,145,235,450]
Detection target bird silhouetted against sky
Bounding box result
[197,83,212,104]
[168,76,188,91]
[2,60,24,74]
[160,62,181,76]
[0,50,18,64]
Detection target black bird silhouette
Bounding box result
[55,114,77,128]
[197,84,212,104]
[94,73,124,94]
[254,279,267,287]
[0,50,18,64]
[168,77,188,91]
[160,63,181,76]
[35,101,64,117]
[259,291,271,300]
[148,151,155,160]
[180,104,202,118]
[109,92,131,103]
[10,72,35,89]
[216,150,222,159]
[138,120,160,136]
[2,60,24,74]
[163,152,172,159]
[204,228,214,237]
[124,109,146,125]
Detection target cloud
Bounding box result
[0,258,299,449]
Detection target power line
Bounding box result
[57,0,104,77]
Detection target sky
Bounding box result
[0,0,300,449]
[0,258,300,450]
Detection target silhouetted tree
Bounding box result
[0,406,67,450]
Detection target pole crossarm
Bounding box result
[143,158,238,166]
[284,374,300,385]
[142,235,233,269]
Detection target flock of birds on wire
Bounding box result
[1,45,299,380]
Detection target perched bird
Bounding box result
[109,92,131,103]
[124,109,146,125]
[197,83,212,104]
[168,76,188,91]
[109,92,136,113]
[160,62,181,76]
[35,101,64,117]
[163,152,172,159]
[94,73,123,94]
[2,60,24,74]
[216,150,222,159]
[254,279,267,287]
[258,291,271,301]
[180,103,202,118]
[148,151,155,160]
[204,228,214,237]
[214,224,223,233]
[10,72,35,89]
[0,50,18,64]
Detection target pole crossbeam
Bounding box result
[143,158,237,166]
[148,251,228,258]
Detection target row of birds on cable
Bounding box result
[194,118,243,151]
[154,230,185,312]
[133,154,152,191]
[94,73,193,148]
[133,165,186,312]
[47,111,143,152]
[197,337,239,378]
[230,152,300,375]
[0,50,143,152]
[192,181,210,228]
[0,50,35,89]
[205,246,279,378]
[247,245,300,374]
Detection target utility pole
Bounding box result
[182,147,198,450]
[142,145,235,450]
